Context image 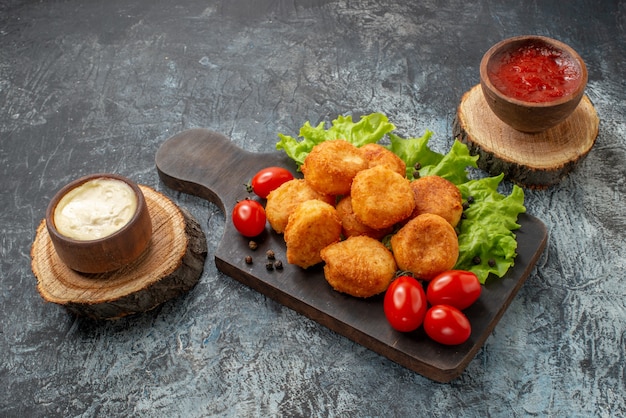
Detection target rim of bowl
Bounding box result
[46,173,147,245]
[480,35,588,108]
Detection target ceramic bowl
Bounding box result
[480,35,587,133]
[46,173,152,273]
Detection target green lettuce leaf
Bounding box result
[387,132,479,182]
[387,131,437,179]
[276,113,525,283]
[455,175,526,282]
[276,113,395,168]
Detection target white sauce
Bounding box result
[53,178,137,240]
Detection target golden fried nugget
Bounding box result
[265,179,334,234]
[350,165,415,230]
[390,213,459,280]
[335,196,392,240]
[301,139,367,196]
[410,175,463,227]
[320,235,397,298]
[360,143,406,177]
[284,199,342,268]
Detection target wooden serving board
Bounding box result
[155,128,548,382]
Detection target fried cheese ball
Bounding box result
[320,235,397,298]
[335,196,392,240]
[410,175,463,227]
[350,165,415,230]
[360,143,406,177]
[284,199,342,268]
[301,139,367,196]
[265,179,334,234]
[390,213,459,280]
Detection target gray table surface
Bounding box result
[1,0,625,416]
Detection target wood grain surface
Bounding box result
[454,85,599,189]
[156,128,548,382]
[32,186,208,320]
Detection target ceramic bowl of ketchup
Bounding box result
[46,173,153,273]
[480,35,587,133]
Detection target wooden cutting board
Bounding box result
[155,128,548,382]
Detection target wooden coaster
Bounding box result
[454,84,599,189]
[31,185,207,320]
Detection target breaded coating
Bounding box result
[284,199,342,268]
[320,236,397,298]
[410,175,463,227]
[335,196,392,240]
[350,165,415,230]
[360,143,406,177]
[265,179,334,234]
[390,213,459,280]
[301,139,367,196]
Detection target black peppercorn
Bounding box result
[265,262,274,271]
[245,256,253,264]
[472,255,482,265]
[266,249,275,260]
[488,258,496,267]
[248,240,258,250]
[274,260,283,270]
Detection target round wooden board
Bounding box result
[31,185,207,320]
[454,84,599,189]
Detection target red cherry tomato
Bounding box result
[426,270,482,310]
[423,305,471,345]
[383,276,427,332]
[249,167,294,199]
[232,199,266,237]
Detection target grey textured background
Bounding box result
[1,0,625,416]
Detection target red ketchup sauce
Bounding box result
[489,42,581,103]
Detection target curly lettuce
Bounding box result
[276,113,526,283]
[277,113,396,167]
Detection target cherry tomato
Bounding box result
[383,276,427,332]
[249,167,294,199]
[423,305,471,345]
[232,199,266,237]
[426,270,482,310]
